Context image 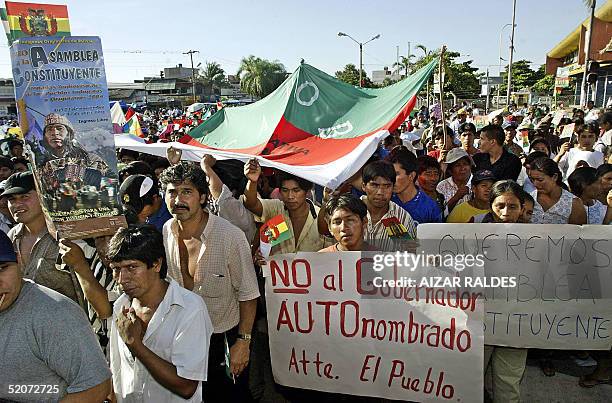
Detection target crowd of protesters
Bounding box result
[0,99,611,402]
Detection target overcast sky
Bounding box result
[0,0,593,82]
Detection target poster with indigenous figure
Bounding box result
[10,36,126,239]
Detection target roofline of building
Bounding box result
[547,1,612,59]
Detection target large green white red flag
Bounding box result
[116,59,436,188]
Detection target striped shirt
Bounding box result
[361,196,417,252]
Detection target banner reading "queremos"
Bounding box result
[263,252,484,402]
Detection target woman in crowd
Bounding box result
[568,167,610,224]
[482,180,528,402]
[528,157,587,225]
[596,164,612,205]
[436,148,473,214]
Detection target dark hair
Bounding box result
[8,140,22,151]
[325,193,368,220]
[362,160,396,184]
[524,151,548,166]
[277,171,313,192]
[386,146,417,178]
[579,122,599,135]
[383,135,398,147]
[0,156,14,170]
[159,161,209,198]
[151,158,171,172]
[107,225,168,278]
[480,124,505,146]
[529,137,551,154]
[119,161,154,182]
[433,126,453,140]
[568,166,598,197]
[599,111,612,126]
[530,157,565,188]
[10,157,28,166]
[596,163,612,178]
[416,155,441,176]
[458,122,476,135]
[489,180,525,207]
[523,191,535,206]
[118,149,140,159]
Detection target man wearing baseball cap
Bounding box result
[2,172,83,304]
[447,170,496,223]
[0,230,112,401]
[502,121,524,157]
[118,174,171,231]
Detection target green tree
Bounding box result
[410,48,481,98]
[237,55,287,99]
[532,74,555,94]
[335,64,374,87]
[499,60,544,93]
[197,61,226,99]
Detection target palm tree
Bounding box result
[198,61,226,100]
[392,55,414,77]
[237,56,287,99]
[415,44,429,57]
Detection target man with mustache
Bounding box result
[0,230,112,402]
[160,162,259,402]
[3,171,83,304]
[107,225,212,402]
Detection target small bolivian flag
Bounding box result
[260,214,292,246]
[5,2,71,45]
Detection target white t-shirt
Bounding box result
[559,148,604,179]
[110,278,213,403]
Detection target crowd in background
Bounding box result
[1,99,611,402]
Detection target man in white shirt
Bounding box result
[108,225,213,403]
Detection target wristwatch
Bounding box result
[237,333,252,341]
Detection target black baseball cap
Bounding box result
[0,171,35,197]
[119,174,157,213]
[472,170,496,185]
[0,230,17,263]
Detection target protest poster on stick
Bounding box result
[418,223,612,350]
[264,252,484,402]
[10,36,126,239]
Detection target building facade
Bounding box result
[546,1,612,107]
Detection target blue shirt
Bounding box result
[147,199,172,232]
[391,189,442,225]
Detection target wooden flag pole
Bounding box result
[439,45,447,149]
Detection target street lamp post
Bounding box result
[498,23,515,106]
[183,50,199,103]
[506,0,517,106]
[338,32,381,87]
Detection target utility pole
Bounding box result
[183,50,199,104]
[506,0,517,106]
[396,45,400,77]
[485,69,491,113]
[580,0,596,106]
[407,41,411,76]
[359,43,363,87]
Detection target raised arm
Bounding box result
[243,158,263,217]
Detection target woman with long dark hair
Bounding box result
[528,157,587,225]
